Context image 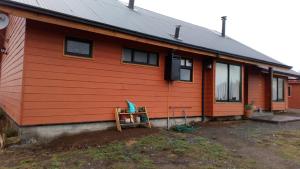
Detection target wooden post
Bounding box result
[0,133,5,149]
[269,67,273,112]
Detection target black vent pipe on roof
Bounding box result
[221,16,227,37]
[174,25,181,39]
[128,0,135,10]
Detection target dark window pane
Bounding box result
[186,59,192,67]
[288,86,291,97]
[278,78,284,100]
[149,53,158,65]
[215,63,228,101]
[272,78,278,101]
[134,51,147,63]
[229,65,241,101]
[180,69,191,81]
[123,48,132,62]
[66,39,91,57]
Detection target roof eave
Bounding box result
[0,0,292,69]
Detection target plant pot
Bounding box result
[245,110,253,118]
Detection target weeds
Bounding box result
[0,109,5,119]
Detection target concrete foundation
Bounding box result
[19,117,204,143]
[288,109,300,113]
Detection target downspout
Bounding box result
[201,60,206,122]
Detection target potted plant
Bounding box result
[244,104,254,118]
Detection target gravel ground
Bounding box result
[198,120,300,169]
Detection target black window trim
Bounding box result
[288,86,292,97]
[122,48,159,66]
[273,77,285,102]
[216,62,242,103]
[64,37,93,58]
[179,57,193,82]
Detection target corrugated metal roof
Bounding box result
[1,0,291,68]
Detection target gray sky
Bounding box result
[121,0,300,71]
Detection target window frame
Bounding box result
[215,62,242,103]
[179,57,193,82]
[272,77,285,102]
[122,48,159,66]
[64,37,93,58]
[288,86,292,97]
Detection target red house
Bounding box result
[288,80,300,110]
[0,0,299,140]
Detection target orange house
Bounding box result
[0,0,299,139]
[288,80,300,109]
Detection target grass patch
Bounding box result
[87,133,254,168]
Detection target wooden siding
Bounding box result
[247,66,268,110]
[213,61,245,116]
[288,82,300,109]
[0,16,26,124]
[21,21,203,125]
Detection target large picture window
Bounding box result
[272,77,284,101]
[180,57,193,82]
[215,62,241,102]
[122,48,159,66]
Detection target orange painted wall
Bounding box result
[212,61,245,116]
[288,82,300,109]
[0,16,26,124]
[246,68,288,111]
[20,20,203,125]
[247,66,268,110]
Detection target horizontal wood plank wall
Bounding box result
[272,77,288,111]
[0,15,26,124]
[288,83,300,109]
[21,21,202,125]
[247,66,268,110]
[213,61,244,116]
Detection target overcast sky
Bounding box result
[121,0,300,71]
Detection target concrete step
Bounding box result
[252,112,274,117]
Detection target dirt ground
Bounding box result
[47,128,160,151]
[198,121,300,169]
[1,120,300,169]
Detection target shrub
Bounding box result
[5,128,18,138]
[245,104,253,111]
[0,109,5,119]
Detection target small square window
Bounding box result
[65,37,92,58]
[134,51,148,64]
[180,59,185,66]
[186,59,192,67]
[180,69,191,81]
[149,53,158,65]
[179,57,193,82]
[123,48,132,62]
[288,86,291,97]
